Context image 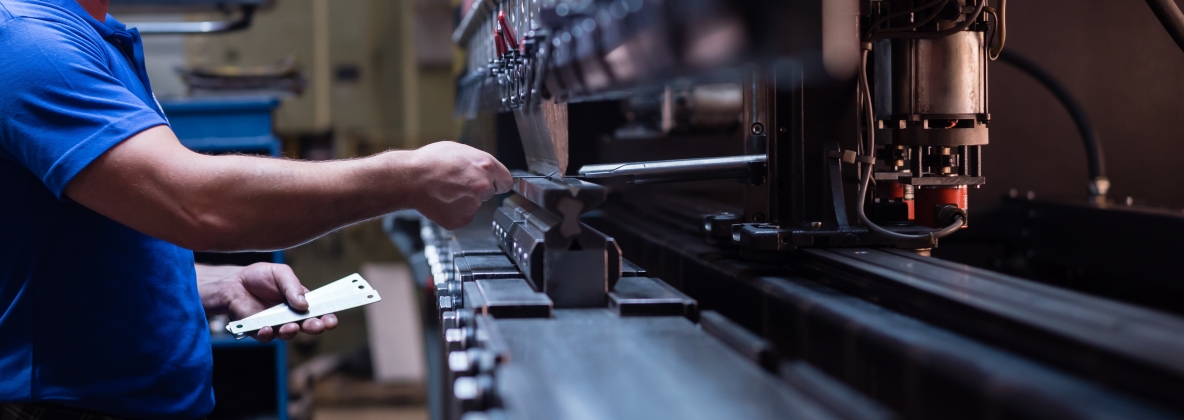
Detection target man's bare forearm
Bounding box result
[177,149,421,250]
[67,126,422,251]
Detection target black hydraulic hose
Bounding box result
[1145,0,1184,54]
[997,50,1107,195]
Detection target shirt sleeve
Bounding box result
[0,18,167,198]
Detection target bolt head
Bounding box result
[449,351,473,373]
[454,377,480,400]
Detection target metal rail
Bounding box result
[123,5,256,35]
[595,196,1184,417]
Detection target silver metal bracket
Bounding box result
[225,273,381,339]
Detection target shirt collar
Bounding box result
[39,0,126,38]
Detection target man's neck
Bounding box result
[75,0,109,21]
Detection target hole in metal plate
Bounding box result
[358,285,364,289]
[368,295,374,299]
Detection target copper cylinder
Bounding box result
[914,185,968,228]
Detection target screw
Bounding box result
[752,212,766,223]
[808,221,822,229]
[751,123,765,135]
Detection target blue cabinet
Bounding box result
[160,96,281,156]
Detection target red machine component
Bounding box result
[494,28,507,56]
[877,180,915,220]
[498,11,518,50]
[914,186,968,228]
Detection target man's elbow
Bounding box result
[172,209,240,252]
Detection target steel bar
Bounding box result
[578,154,766,184]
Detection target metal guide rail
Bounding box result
[405,208,897,420]
[588,194,1184,419]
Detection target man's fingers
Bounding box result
[300,317,326,335]
[278,323,300,340]
[478,180,497,202]
[228,298,265,321]
[270,264,309,312]
[492,159,513,194]
[255,326,275,343]
[322,314,339,330]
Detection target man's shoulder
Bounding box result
[0,1,104,65]
[0,0,90,34]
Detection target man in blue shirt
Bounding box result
[0,0,513,419]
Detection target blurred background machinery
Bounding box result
[396,0,1184,419]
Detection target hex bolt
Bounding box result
[445,327,475,352]
[442,311,458,329]
[449,351,474,375]
[454,376,480,401]
[456,374,495,412]
[455,309,475,329]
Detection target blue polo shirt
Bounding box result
[0,0,214,419]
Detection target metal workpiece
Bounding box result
[513,101,570,177]
[226,273,381,339]
[608,277,698,320]
[801,247,1184,410]
[576,154,767,184]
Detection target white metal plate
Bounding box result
[225,273,382,339]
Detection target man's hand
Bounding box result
[198,263,338,342]
[408,141,514,229]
